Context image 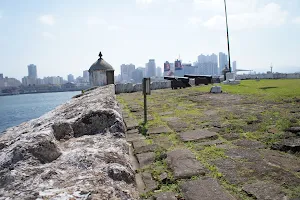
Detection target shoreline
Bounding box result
[0,89,83,97]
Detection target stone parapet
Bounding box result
[115,81,171,94]
[0,85,139,199]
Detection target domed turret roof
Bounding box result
[89,52,114,72]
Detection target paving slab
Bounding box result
[127,129,139,134]
[134,112,153,121]
[125,118,139,130]
[261,149,300,172]
[159,111,174,116]
[162,117,189,132]
[161,117,180,122]
[196,139,224,147]
[134,144,158,154]
[221,133,240,141]
[126,133,145,143]
[166,120,189,132]
[127,104,142,112]
[271,138,300,153]
[154,192,177,200]
[179,129,218,142]
[135,173,146,193]
[136,152,155,168]
[213,157,300,186]
[166,149,206,179]
[226,148,262,162]
[147,126,172,135]
[142,172,158,193]
[213,158,248,185]
[180,178,236,200]
[233,139,265,149]
[242,181,287,200]
[285,126,300,133]
[153,137,173,149]
[132,140,147,149]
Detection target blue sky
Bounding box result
[0,0,300,80]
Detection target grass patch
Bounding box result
[192,79,300,101]
[282,185,300,199]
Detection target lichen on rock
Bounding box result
[0,85,138,200]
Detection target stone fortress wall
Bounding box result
[0,85,139,199]
[115,79,196,94]
[236,73,300,80]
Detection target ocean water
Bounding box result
[0,91,80,133]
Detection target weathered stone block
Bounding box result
[179,129,218,142]
[136,152,155,168]
[243,181,287,200]
[180,178,236,200]
[166,149,206,179]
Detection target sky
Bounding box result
[0,0,300,80]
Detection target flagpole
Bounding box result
[224,0,231,72]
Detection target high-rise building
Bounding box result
[138,67,146,77]
[68,74,74,82]
[121,64,135,82]
[132,68,144,83]
[83,70,89,82]
[146,59,156,77]
[0,74,4,88]
[183,64,195,75]
[43,76,64,85]
[28,64,37,79]
[174,59,184,77]
[156,67,162,77]
[232,61,237,72]
[219,52,228,75]
[196,54,218,75]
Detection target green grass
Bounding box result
[117,79,300,200]
[192,79,300,101]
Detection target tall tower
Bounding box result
[28,64,37,79]
[270,63,273,73]
[147,59,156,77]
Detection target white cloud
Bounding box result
[188,17,203,25]
[87,17,107,26]
[42,32,55,40]
[201,3,288,31]
[39,15,55,26]
[86,17,121,31]
[292,17,300,24]
[193,0,259,14]
[108,25,121,31]
[136,0,153,4]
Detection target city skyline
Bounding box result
[1,0,300,80]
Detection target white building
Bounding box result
[156,66,162,77]
[120,64,135,82]
[196,54,218,75]
[232,61,237,72]
[83,70,89,82]
[68,74,74,83]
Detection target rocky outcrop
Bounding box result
[0,85,139,200]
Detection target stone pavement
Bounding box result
[119,91,300,200]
